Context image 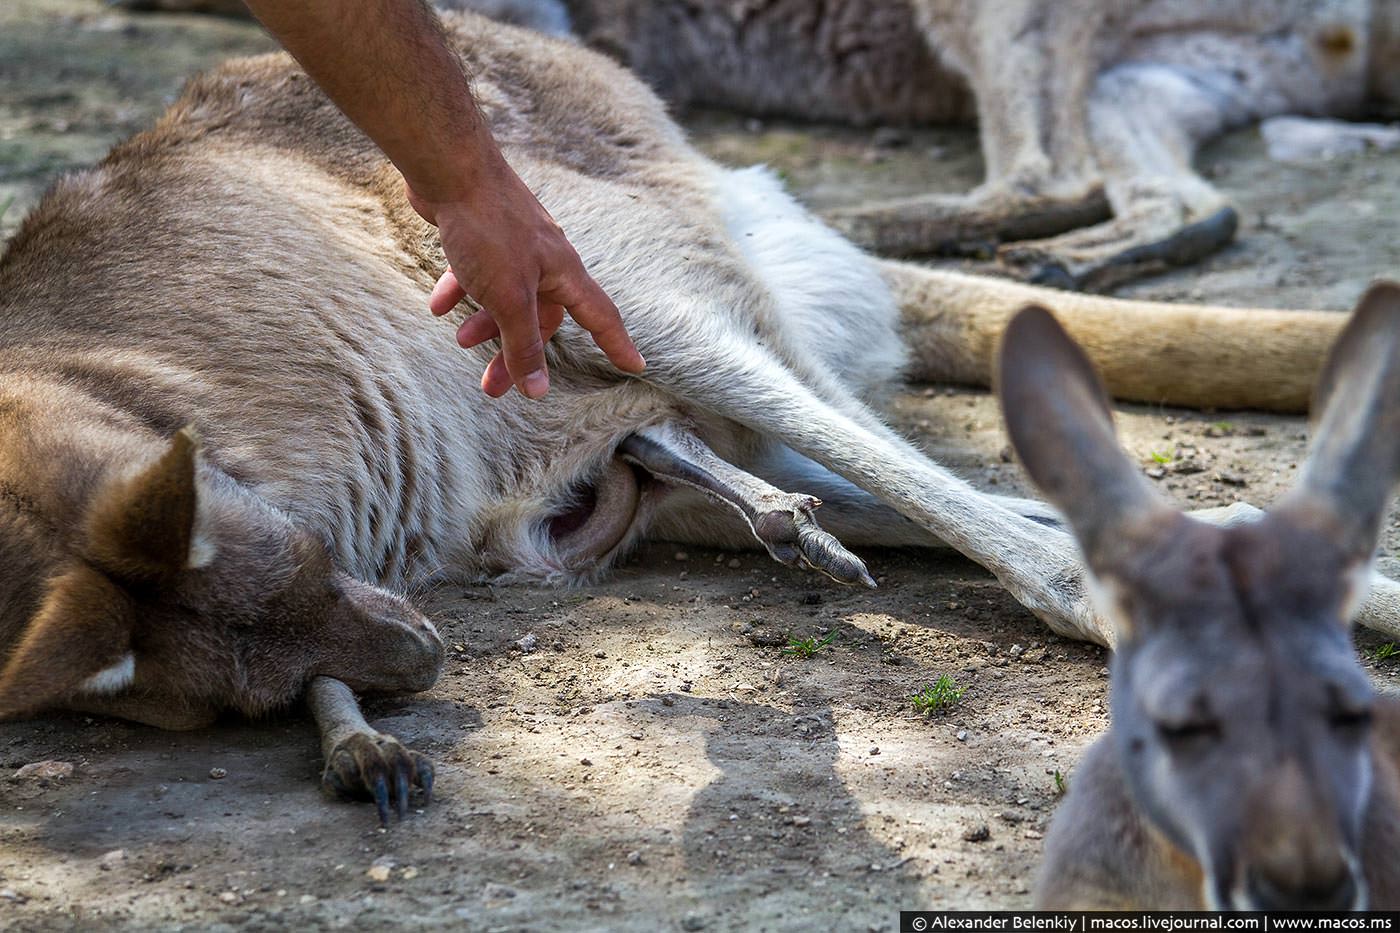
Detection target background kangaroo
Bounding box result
[4,10,1399,821]
[517,0,1400,290]
[1000,287,1400,909]
[137,0,1399,289]
[121,0,1400,289]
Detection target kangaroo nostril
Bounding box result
[1248,865,1358,910]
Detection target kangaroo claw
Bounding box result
[320,730,434,827]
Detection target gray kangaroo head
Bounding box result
[998,283,1400,910]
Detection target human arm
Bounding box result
[241,0,645,398]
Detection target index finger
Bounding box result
[541,268,645,375]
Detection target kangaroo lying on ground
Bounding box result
[4,11,1399,820]
[1001,286,1400,910]
[118,0,1400,289]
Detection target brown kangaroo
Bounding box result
[999,285,1400,909]
[3,11,1395,821]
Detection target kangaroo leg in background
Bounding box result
[825,190,1110,262]
[881,261,1347,412]
[621,423,876,586]
[996,62,1245,290]
[826,0,1114,258]
[308,676,434,826]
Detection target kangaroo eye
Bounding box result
[1155,719,1222,748]
[1329,707,1373,733]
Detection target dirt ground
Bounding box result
[3,1,1400,929]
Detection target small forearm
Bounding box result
[243,0,500,201]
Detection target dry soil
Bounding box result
[2,3,1400,930]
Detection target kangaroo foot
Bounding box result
[750,495,876,587]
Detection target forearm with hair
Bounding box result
[242,0,501,202]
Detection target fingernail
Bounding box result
[522,369,549,399]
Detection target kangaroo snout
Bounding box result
[1233,763,1365,910]
[1244,861,1361,911]
[324,574,446,695]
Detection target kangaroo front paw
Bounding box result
[321,731,434,826]
[751,496,876,588]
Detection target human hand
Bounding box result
[406,153,645,400]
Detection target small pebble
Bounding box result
[208,767,227,780]
[12,760,73,783]
[956,730,968,742]
[727,558,742,569]
[516,633,539,653]
[962,824,991,843]
[626,850,643,865]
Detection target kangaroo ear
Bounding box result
[997,306,1172,569]
[1279,281,1400,562]
[0,565,136,718]
[83,427,210,582]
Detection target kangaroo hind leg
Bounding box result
[637,337,1101,642]
[621,423,875,587]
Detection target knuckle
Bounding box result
[509,337,546,361]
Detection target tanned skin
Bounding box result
[242,0,646,399]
